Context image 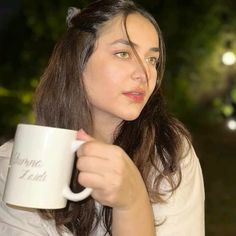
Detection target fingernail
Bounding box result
[77,129,86,138]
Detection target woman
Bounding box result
[0,0,205,235]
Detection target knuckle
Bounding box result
[81,142,90,154]
[76,158,82,170]
[81,141,96,155]
[114,146,124,157]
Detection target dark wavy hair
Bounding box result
[34,0,190,235]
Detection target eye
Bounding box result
[115,51,130,59]
[146,56,159,66]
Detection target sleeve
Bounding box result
[152,143,205,236]
[0,142,49,236]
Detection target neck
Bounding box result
[91,112,122,144]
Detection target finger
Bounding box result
[78,172,104,189]
[77,141,123,160]
[76,156,110,175]
[76,129,95,142]
[76,129,97,156]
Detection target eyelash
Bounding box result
[114,51,159,66]
[115,51,130,59]
[145,57,159,66]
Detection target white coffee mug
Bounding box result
[3,124,92,209]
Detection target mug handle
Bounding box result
[62,140,92,201]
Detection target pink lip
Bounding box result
[123,90,145,103]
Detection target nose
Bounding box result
[131,60,148,83]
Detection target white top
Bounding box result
[0,141,205,235]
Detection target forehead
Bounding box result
[97,13,159,47]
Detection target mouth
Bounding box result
[122,91,145,103]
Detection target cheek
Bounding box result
[149,72,158,94]
[83,64,123,100]
[99,62,127,89]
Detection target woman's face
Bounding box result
[83,13,160,124]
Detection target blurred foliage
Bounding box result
[0,0,90,140]
[1,0,236,140]
[150,0,236,125]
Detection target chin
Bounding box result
[122,112,141,121]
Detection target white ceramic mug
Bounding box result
[3,124,92,209]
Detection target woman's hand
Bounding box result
[76,129,155,235]
[76,129,146,210]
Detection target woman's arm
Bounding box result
[112,179,155,236]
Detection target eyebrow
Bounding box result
[110,38,160,53]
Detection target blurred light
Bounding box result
[226,118,236,131]
[222,51,236,65]
[222,104,234,116]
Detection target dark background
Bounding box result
[0,0,236,235]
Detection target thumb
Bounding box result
[76,129,95,142]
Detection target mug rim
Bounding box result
[18,123,77,133]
